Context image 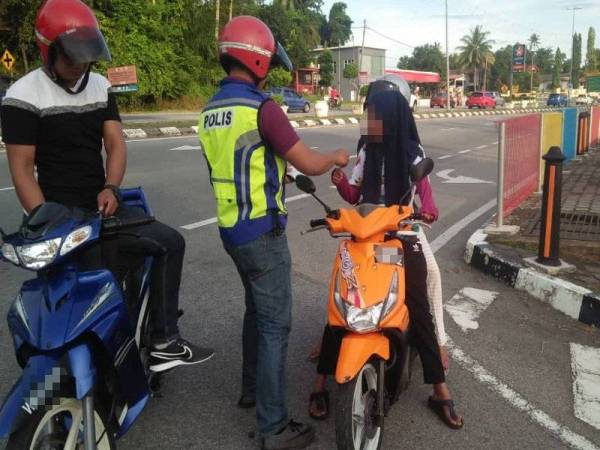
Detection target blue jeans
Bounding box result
[224,230,292,437]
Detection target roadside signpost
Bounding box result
[1,49,15,72]
[107,65,138,94]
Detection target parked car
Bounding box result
[575,94,594,106]
[489,91,504,106]
[266,87,311,113]
[430,93,455,108]
[547,93,568,107]
[466,91,496,109]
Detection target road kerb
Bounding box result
[465,227,600,328]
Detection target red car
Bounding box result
[466,91,496,109]
[430,93,455,108]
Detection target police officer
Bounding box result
[198,15,349,450]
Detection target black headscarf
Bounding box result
[360,90,421,206]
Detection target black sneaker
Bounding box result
[262,420,315,450]
[238,393,256,409]
[149,338,214,372]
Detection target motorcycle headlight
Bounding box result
[334,271,399,334]
[16,238,61,269]
[1,243,19,265]
[60,226,92,256]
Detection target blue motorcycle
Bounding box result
[0,188,160,450]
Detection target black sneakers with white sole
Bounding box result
[149,338,214,372]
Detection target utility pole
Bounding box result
[229,0,233,21]
[215,0,220,41]
[567,6,583,94]
[445,0,450,109]
[357,20,366,102]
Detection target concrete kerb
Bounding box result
[465,228,600,328]
[119,107,563,141]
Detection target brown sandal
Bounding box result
[428,396,464,429]
[309,391,329,420]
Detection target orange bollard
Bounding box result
[537,146,565,266]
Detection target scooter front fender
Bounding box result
[335,333,389,384]
[0,343,96,438]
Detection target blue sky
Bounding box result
[321,0,600,69]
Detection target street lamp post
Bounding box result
[445,0,450,110]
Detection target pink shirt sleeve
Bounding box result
[259,99,300,157]
[416,177,439,220]
[333,172,361,204]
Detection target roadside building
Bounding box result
[311,45,386,101]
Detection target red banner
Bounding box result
[501,114,541,218]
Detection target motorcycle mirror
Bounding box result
[295,175,316,194]
[410,157,434,183]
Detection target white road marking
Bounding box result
[445,287,498,332]
[438,155,453,160]
[436,169,494,184]
[492,141,499,145]
[448,337,600,450]
[169,145,201,151]
[440,127,456,131]
[570,343,600,430]
[181,193,311,230]
[458,149,472,154]
[476,144,488,149]
[0,186,15,192]
[430,198,496,253]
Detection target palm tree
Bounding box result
[457,25,495,91]
[483,52,495,91]
[528,33,540,92]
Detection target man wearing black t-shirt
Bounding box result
[0,0,213,372]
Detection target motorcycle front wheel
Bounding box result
[6,397,115,450]
[335,362,383,450]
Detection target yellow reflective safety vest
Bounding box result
[198,79,287,245]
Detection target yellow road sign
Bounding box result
[2,49,15,71]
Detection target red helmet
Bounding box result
[218,16,292,80]
[35,0,111,65]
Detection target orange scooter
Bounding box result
[295,158,434,450]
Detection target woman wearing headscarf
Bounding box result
[308,89,462,430]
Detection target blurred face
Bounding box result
[53,51,90,87]
[360,106,384,143]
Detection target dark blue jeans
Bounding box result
[224,230,292,437]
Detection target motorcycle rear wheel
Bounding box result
[335,362,383,450]
[6,397,115,450]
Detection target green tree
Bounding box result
[586,27,597,71]
[534,47,554,74]
[552,47,563,89]
[457,25,495,90]
[528,33,540,91]
[397,55,412,69]
[0,0,44,74]
[320,2,352,46]
[572,32,582,88]
[490,45,512,89]
[343,62,358,79]
[317,49,334,87]
[266,66,293,88]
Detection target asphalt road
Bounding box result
[1,116,599,449]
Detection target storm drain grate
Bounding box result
[523,212,600,242]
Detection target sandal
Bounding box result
[309,391,329,420]
[427,396,464,429]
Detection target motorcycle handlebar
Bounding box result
[102,216,155,232]
[310,219,327,228]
